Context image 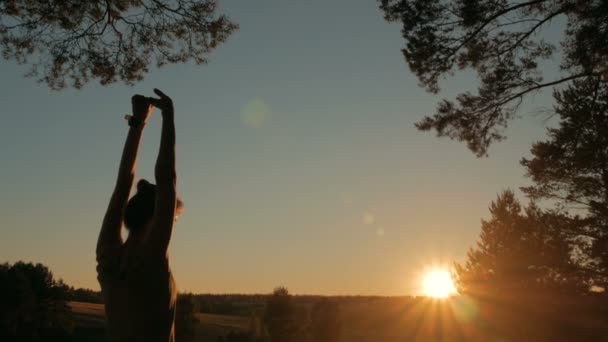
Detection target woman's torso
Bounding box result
[97,240,177,342]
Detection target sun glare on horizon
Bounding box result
[422,269,457,298]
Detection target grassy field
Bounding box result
[69,295,608,342]
[68,302,251,342]
[68,302,105,326]
[192,314,252,342]
[67,299,486,341]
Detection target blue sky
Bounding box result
[0,0,559,295]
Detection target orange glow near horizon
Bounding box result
[422,269,457,298]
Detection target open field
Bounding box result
[68,295,608,342]
[68,301,106,326]
[191,314,251,342]
[68,301,251,341]
[198,313,250,331]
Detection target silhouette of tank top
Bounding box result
[97,239,177,341]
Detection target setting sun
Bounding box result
[422,269,457,298]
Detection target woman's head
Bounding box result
[124,179,183,235]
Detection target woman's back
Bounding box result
[97,239,177,341]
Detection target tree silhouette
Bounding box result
[378,0,608,156]
[0,0,238,89]
[521,78,608,287]
[0,261,74,340]
[263,287,298,342]
[454,191,586,296]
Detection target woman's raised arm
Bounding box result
[97,96,152,255]
[146,89,177,256]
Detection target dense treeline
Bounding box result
[0,261,74,341]
[62,287,104,304]
[188,293,397,316]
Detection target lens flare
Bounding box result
[241,98,271,128]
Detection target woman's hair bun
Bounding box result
[137,179,153,192]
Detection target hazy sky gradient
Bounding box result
[0,0,560,295]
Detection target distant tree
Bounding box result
[454,191,587,296]
[521,78,608,287]
[310,298,342,342]
[175,293,200,342]
[378,0,608,156]
[263,287,298,342]
[0,0,238,89]
[0,261,74,340]
[65,287,104,304]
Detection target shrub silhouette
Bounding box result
[0,261,74,340]
[176,293,200,342]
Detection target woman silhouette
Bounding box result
[96,89,182,341]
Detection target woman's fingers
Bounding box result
[149,88,173,113]
[145,89,172,113]
[148,97,163,108]
[153,88,169,99]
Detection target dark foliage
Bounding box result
[452,190,608,340]
[454,190,587,295]
[0,261,74,341]
[379,0,608,156]
[521,78,608,287]
[0,0,238,89]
